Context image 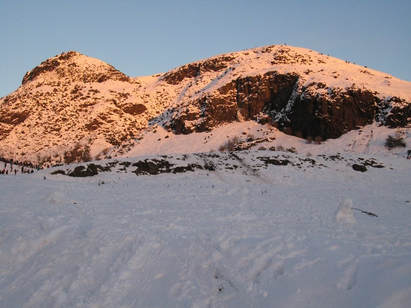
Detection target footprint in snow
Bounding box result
[337,259,358,290]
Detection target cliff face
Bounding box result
[164,70,409,139]
[0,45,410,166]
[167,72,300,134]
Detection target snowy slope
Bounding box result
[0,45,410,167]
[160,45,411,102]
[1,148,410,307]
[122,121,410,160]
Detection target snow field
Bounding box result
[1,150,410,307]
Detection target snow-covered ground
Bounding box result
[1,129,410,307]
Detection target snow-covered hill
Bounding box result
[1,45,410,308]
[0,45,410,167]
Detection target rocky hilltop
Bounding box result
[0,45,410,166]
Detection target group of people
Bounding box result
[0,158,39,176]
[0,166,35,175]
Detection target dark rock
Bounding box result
[22,59,61,84]
[385,135,406,149]
[352,164,367,172]
[384,97,410,128]
[0,111,30,125]
[95,164,112,172]
[204,162,216,171]
[122,103,147,115]
[258,156,290,166]
[58,51,78,61]
[283,86,379,139]
[363,159,384,168]
[302,158,316,165]
[133,159,174,175]
[66,163,111,177]
[172,164,203,173]
[168,72,299,134]
[166,71,397,140]
[68,164,98,177]
[131,158,207,176]
[237,72,299,120]
[119,161,132,167]
[162,55,235,85]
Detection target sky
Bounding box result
[1,0,410,97]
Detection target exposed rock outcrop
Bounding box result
[162,55,235,85]
[167,72,299,134]
[166,72,406,140]
[22,51,130,84]
[278,85,380,139]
